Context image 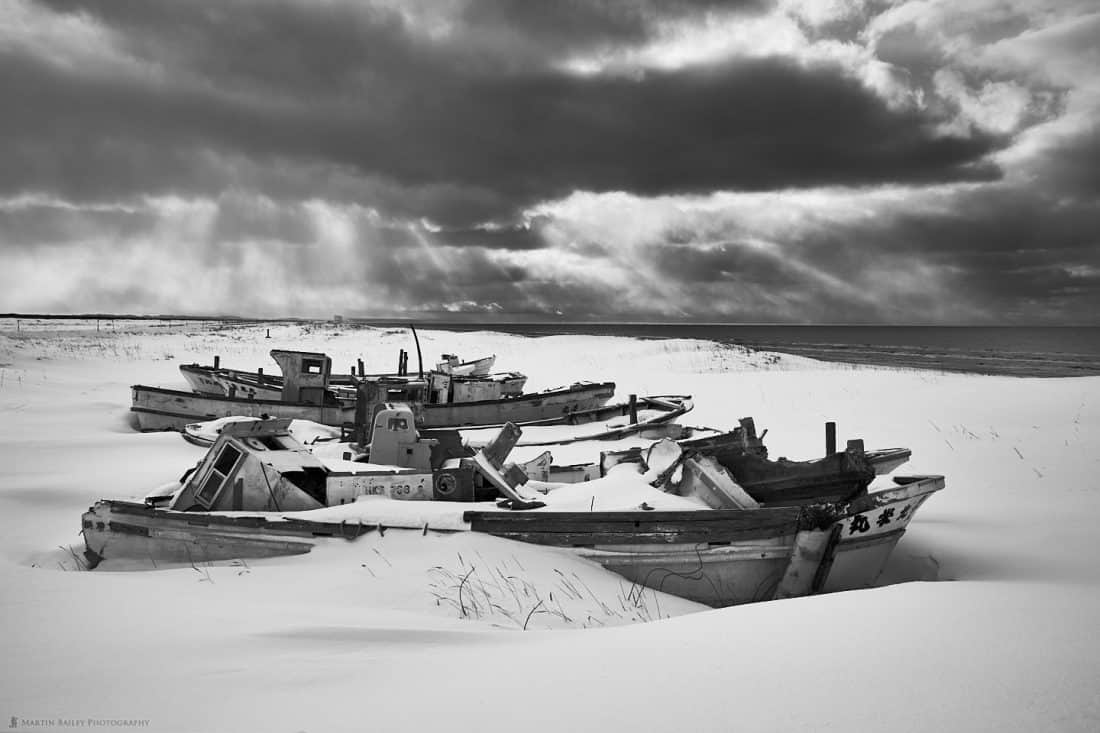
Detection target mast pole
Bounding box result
[410,325,424,378]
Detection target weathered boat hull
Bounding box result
[601,424,878,508]
[457,395,694,450]
[577,537,800,606]
[81,500,380,567]
[180,362,523,401]
[181,364,356,402]
[419,382,616,428]
[132,381,617,431]
[131,385,356,431]
[865,448,913,475]
[437,355,496,376]
[180,363,361,397]
[820,476,942,592]
[466,475,945,606]
[81,447,941,606]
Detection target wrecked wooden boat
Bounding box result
[83,410,943,607]
[465,474,944,606]
[436,353,496,377]
[86,404,517,566]
[180,394,695,449]
[181,352,525,403]
[556,417,909,507]
[132,349,615,432]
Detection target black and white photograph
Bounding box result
[1,1,1098,731]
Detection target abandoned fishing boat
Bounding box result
[178,408,908,513]
[465,473,943,606]
[82,410,943,607]
[181,353,525,403]
[86,404,515,565]
[180,394,695,448]
[132,349,615,432]
[436,353,496,377]
[553,417,912,507]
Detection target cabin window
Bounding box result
[387,417,408,431]
[244,435,293,451]
[194,443,242,508]
[214,444,242,475]
[282,467,328,504]
[195,472,222,505]
[302,358,325,375]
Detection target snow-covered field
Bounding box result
[1,319,1098,732]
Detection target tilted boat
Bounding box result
[82,410,943,607]
[132,349,615,431]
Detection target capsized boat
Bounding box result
[132,349,615,431]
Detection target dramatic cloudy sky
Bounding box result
[2,0,1098,323]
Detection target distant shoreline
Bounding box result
[3,316,1098,378]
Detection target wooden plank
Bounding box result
[464,507,805,546]
[775,526,835,598]
[464,506,802,525]
[472,524,795,547]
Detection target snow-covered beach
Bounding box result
[2,319,1098,732]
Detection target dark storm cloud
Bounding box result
[780,187,1100,323]
[344,215,532,311]
[4,0,1003,231]
[650,241,792,285]
[459,0,769,51]
[6,0,1096,324]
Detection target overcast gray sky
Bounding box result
[2,0,1098,323]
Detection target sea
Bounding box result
[364,322,1100,378]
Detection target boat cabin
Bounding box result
[167,404,501,513]
[428,372,506,404]
[436,354,495,376]
[269,349,334,405]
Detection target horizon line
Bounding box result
[1,312,1096,328]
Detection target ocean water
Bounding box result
[367,322,1100,378]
